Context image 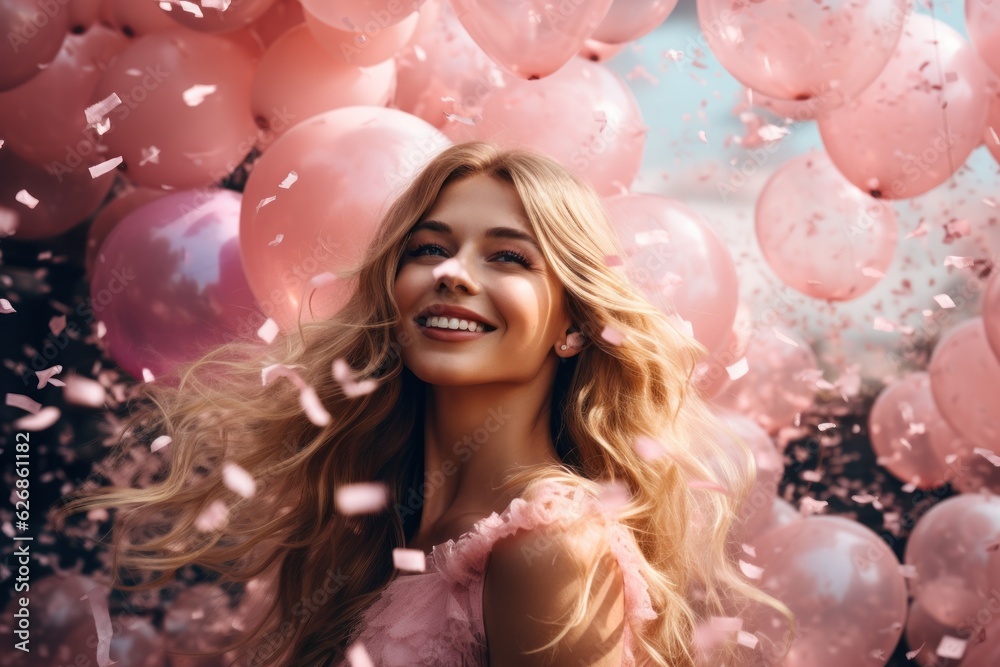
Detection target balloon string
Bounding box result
[926,0,957,183]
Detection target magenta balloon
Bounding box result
[300,0,423,31]
[928,318,1000,450]
[605,193,738,354]
[712,329,820,435]
[165,0,278,32]
[592,0,678,44]
[0,0,70,91]
[985,273,1000,361]
[0,143,116,240]
[0,24,128,169]
[239,106,450,332]
[818,14,991,200]
[91,189,260,381]
[451,0,614,79]
[392,0,506,128]
[447,57,645,196]
[697,0,907,102]
[868,372,954,489]
[746,516,908,667]
[904,494,1000,628]
[92,28,258,190]
[967,0,1000,78]
[756,151,897,301]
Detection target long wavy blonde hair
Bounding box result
[53,140,795,666]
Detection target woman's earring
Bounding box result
[560,344,568,350]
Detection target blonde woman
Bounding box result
[54,141,794,666]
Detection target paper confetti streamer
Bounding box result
[89,157,123,179]
[256,196,276,214]
[335,482,389,515]
[393,548,426,572]
[222,462,256,498]
[80,583,116,667]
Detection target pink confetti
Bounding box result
[801,470,823,482]
[943,255,975,269]
[736,630,759,649]
[151,435,172,452]
[49,314,66,336]
[332,358,378,398]
[346,642,374,667]
[222,462,256,498]
[725,357,748,381]
[139,146,160,166]
[633,435,665,461]
[14,406,60,431]
[905,220,929,239]
[182,84,216,106]
[85,93,122,125]
[738,560,763,579]
[80,583,116,667]
[393,548,426,572]
[89,156,123,179]
[741,543,756,557]
[261,363,332,426]
[0,298,15,313]
[603,254,624,267]
[6,393,41,414]
[278,171,298,189]
[267,234,284,247]
[757,124,789,142]
[600,324,626,345]
[860,266,885,278]
[799,496,828,516]
[34,365,64,389]
[195,499,229,532]
[256,196,277,214]
[973,447,1000,467]
[141,367,155,382]
[906,643,925,660]
[936,636,967,659]
[335,482,389,515]
[310,272,338,288]
[873,317,895,332]
[944,219,971,238]
[771,327,800,347]
[64,375,107,407]
[933,294,956,308]
[697,130,708,143]
[817,422,837,431]
[257,317,279,344]
[15,189,39,209]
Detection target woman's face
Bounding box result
[393,174,573,385]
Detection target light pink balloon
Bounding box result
[232,0,305,50]
[904,493,1000,628]
[239,106,450,331]
[712,329,820,435]
[967,0,1000,78]
[104,0,175,36]
[962,625,1000,667]
[69,0,104,30]
[92,28,258,190]
[697,0,907,101]
[392,0,506,128]
[92,189,261,381]
[578,38,628,63]
[299,0,423,31]
[447,56,646,197]
[902,599,963,667]
[605,193,739,354]
[0,144,116,240]
[0,0,70,91]
[986,82,1000,165]
[985,273,1000,361]
[85,185,168,281]
[748,497,801,548]
[868,372,954,490]
[818,14,991,200]
[748,86,849,122]
[745,516,908,667]
[303,0,420,66]
[693,302,752,400]
[928,318,1000,451]
[756,151,898,301]
[251,24,396,138]
[0,24,128,169]
[451,0,614,79]
[164,0,278,33]
[592,0,678,44]
[713,408,784,537]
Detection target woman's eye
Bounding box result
[406,243,531,267]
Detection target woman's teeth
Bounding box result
[419,316,489,332]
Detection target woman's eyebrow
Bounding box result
[410,219,541,251]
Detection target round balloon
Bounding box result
[967,0,1000,78]
[818,14,991,199]
[756,151,898,301]
[692,302,752,400]
[92,189,261,381]
[605,193,739,355]
[578,38,628,63]
[303,0,421,66]
[986,83,1000,166]
[985,272,1000,361]
[592,0,677,44]
[104,0,176,36]
[299,0,423,31]
[85,185,168,282]
[165,0,278,32]
[239,106,450,331]
[0,0,70,91]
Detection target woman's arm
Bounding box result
[483,521,627,666]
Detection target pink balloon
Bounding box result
[251,24,396,138]
[902,599,963,667]
[756,151,898,301]
[85,185,168,281]
[985,273,1000,361]
[578,38,628,63]
[962,625,1000,667]
[928,318,1000,451]
[605,193,739,354]
[239,106,450,331]
[904,493,1000,627]
[748,86,849,122]
[303,1,420,66]
[697,0,907,101]
[232,0,305,50]
[91,189,260,381]
[967,0,1000,78]
[692,302,752,400]
[0,144,116,240]
[0,24,129,169]
[92,28,258,190]
[163,584,238,667]
[592,0,678,44]
[446,56,646,197]
[299,0,423,31]
[392,0,506,128]
[712,329,820,435]
[104,0,175,36]
[748,497,801,548]
[818,14,991,200]
[986,82,1000,166]
[0,0,70,91]
[713,408,784,537]
[164,0,278,33]
[451,0,614,79]
[745,516,908,667]
[69,0,103,30]
[868,372,954,490]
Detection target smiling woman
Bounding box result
[52,141,795,667]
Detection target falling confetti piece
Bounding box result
[139,146,160,166]
[332,358,379,398]
[335,482,389,515]
[268,234,284,247]
[738,560,763,579]
[49,314,66,336]
[633,435,665,461]
[905,220,928,239]
[697,130,708,143]
[393,548,426,572]
[85,93,122,125]
[443,112,478,125]
[89,156,123,179]
[736,631,758,649]
[1,298,16,313]
[742,544,756,557]
[310,272,338,288]
[278,171,298,189]
[34,365,63,389]
[6,393,42,414]
[852,493,879,504]
[151,435,172,452]
[943,256,975,269]
[973,447,1000,467]
[771,328,800,347]
[202,0,232,9]
[799,496,828,516]
[222,462,256,498]
[600,324,626,345]
[817,422,836,431]
[257,317,279,344]
[13,406,60,431]
[936,636,966,659]
[261,363,332,425]
[906,643,925,660]
[64,376,107,408]
[933,294,956,308]
[757,124,789,142]
[801,470,823,482]
[256,196,277,214]
[873,317,895,332]
[195,499,229,531]
[178,1,204,18]
[15,189,39,209]
[860,266,885,278]
[142,367,155,382]
[725,357,748,381]
[182,84,217,106]
[80,583,115,667]
[944,219,971,238]
[346,642,374,667]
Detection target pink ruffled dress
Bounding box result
[342,480,657,666]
